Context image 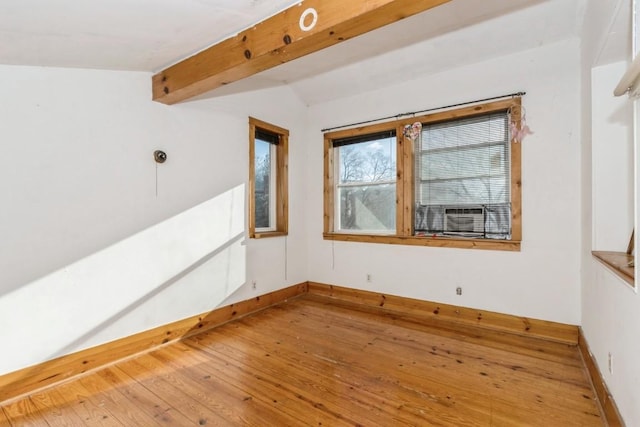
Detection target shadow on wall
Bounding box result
[0,184,247,376]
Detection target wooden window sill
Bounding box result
[323,233,520,252]
[592,251,635,287]
[251,231,288,239]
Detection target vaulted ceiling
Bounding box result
[0,0,630,105]
[0,0,302,71]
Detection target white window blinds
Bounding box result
[415,111,512,239]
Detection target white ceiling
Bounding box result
[0,0,631,105]
[0,0,301,71]
[273,0,591,105]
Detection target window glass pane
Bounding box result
[338,137,396,184]
[417,144,509,205]
[254,138,272,229]
[418,176,508,205]
[336,133,396,233]
[419,145,507,181]
[420,115,506,151]
[339,184,395,232]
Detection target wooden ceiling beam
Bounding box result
[152,0,450,104]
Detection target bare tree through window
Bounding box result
[337,135,396,232]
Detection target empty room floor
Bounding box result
[1,296,603,426]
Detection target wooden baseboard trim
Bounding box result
[0,282,308,404]
[306,282,579,345]
[578,328,624,427]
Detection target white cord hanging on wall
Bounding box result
[284,236,288,281]
[331,240,335,270]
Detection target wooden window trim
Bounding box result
[249,117,288,238]
[323,98,522,251]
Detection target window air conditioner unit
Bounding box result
[444,206,484,235]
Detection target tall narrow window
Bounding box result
[249,117,288,238]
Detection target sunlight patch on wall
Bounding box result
[0,184,246,375]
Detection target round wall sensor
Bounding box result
[154,150,167,163]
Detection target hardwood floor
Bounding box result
[1,296,603,426]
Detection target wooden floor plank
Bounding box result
[297,297,584,360]
[0,296,604,426]
[192,299,601,426]
[264,300,599,412]
[186,320,468,425]
[96,367,194,425]
[29,391,83,427]
[156,346,328,425]
[304,293,583,365]
[76,371,163,426]
[116,356,234,426]
[153,344,352,426]
[1,395,50,426]
[191,316,506,425]
[299,300,600,421]
[268,299,589,396]
[50,381,121,427]
[177,338,388,426]
[0,408,11,427]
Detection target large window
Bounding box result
[249,117,288,238]
[323,98,521,251]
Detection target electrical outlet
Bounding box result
[456,287,462,295]
[366,273,372,283]
[608,352,613,374]
[252,280,257,290]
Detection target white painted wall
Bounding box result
[582,260,640,424]
[583,62,640,426]
[306,38,583,325]
[580,0,640,424]
[591,62,634,250]
[0,65,308,375]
